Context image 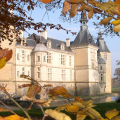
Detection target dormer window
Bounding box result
[47,40,51,48]
[60,43,65,50]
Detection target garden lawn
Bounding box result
[0,102,120,120]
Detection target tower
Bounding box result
[96,32,111,93]
[70,10,99,96]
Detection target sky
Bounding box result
[23,4,120,78]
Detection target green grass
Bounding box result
[0,102,120,120]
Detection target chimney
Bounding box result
[40,30,47,39]
[19,30,23,39]
[66,38,70,47]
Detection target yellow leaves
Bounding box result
[45,109,72,120]
[71,101,85,108]
[4,115,24,120]
[66,105,79,113]
[0,48,13,69]
[76,113,86,120]
[87,107,103,119]
[113,23,120,32]
[0,57,6,69]
[62,1,71,15]
[111,19,120,25]
[105,109,119,119]
[113,116,120,120]
[39,0,54,4]
[99,17,113,26]
[55,104,67,112]
[70,4,78,18]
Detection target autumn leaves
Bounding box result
[0,48,13,69]
[39,0,120,32]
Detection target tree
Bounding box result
[0,0,120,48]
[113,60,120,88]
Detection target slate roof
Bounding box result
[98,57,106,64]
[33,43,48,52]
[18,35,74,53]
[96,38,110,53]
[70,29,97,47]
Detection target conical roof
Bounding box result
[98,57,106,64]
[96,38,110,52]
[33,43,47,52]
[70,29,97,47]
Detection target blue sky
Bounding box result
[23,5,120,78]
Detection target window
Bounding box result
[47,53,51,63]
[17,71,19,77]
[17,53,19,60]
[69,56,71,66]
[27,55,29,61]
[101,66,102,70]
[48,68,52,80]
[101,74,102,81]
[61,55,65,65]
[22,50,25,62]
[37,56,40,61]
[22,67,24,78]
[83,22,85,25]
[70,70,72,80]
[37,67,40,79]
[104,54,107,60]
[43,56,46,62]
[61,70,65,80]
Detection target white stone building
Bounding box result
[0,11,111,96]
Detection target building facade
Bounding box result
[0,12,111,96]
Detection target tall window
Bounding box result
[61,70,65,80]
[69,56,71,66]
[37,67,40,79]
[101,66,102,70]
[101,74,102,81]
[22,67,24,78]
[47,53,51,63]
[48,68,52,80]
[17,71,19,77]
[61,55,65,65]
[70,70,72,80]
[37,56,40,61]
[22,50,25,62]
[27,55,29,61]
[17,53,19,60]
[43,56,46,62]
[104,54,107,60]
